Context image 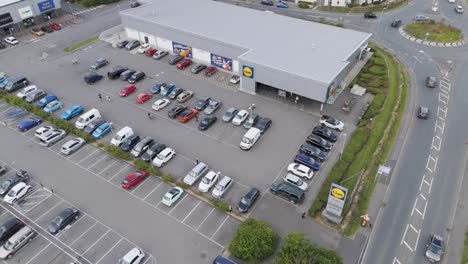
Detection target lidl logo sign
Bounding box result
[243,65,254,78]
[331,187,345,199]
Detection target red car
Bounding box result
[121,170,148,189]
[48,23,61,30]
[146,48,157,57]
[205,66,217,76]
[119,84,136,97]
[177,108,198,123]
[176,59,192,70]
[136,92,152,104]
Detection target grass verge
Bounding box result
[64,35,99,52]
[404,20,463,42]
[461,227,468,264]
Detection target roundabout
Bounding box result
[399,20,465,47]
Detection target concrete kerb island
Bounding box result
[398,27,466,47]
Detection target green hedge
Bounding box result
[209,198,230,212]
[103,144,132,161]
[79,0,119,7]
[298,2,309,8]
[64,35,99,52]
[362,94,385,119]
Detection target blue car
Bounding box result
[276,1,288,8]
[294,154,320,171]
[17,116,41,132]
[160,83,176,97]
[44,100,63,113]
[92,122,112,139]
[61,105,84,120]
[151,82,166,94]
[37,94,58,108]
[0,75,11,89]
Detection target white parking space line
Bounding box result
[24,191,53,213]
[78,149,99,164]
[196,208,215,231]
[393,257,402,264]
[69,222,98,246]
[142,181,163,200]
[168,195,187,215]
[67,145,87,159]
[141,256,153,264]
[211,215,229,239]
[34,200,63,221]
[130,177,151,194]
[24,243,51,264]
[108,164,130,182]
[88,155,108,169]
[96,237,123,264]
[81,229,111,256]
[182,201,201,223]
[98,159,117,175]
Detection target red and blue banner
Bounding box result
[172,42,192,58]
[210,53,232,71]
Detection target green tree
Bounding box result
[228,219,278,263]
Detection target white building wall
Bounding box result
[233,60,239,74]
[156,36,173,51]
[137,31,156,45]
[192,48,210,64]
[125,28,139,39]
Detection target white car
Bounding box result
[152,99,170,111]
[229,75,240,84]
[198,171,219,193]
[320,115,344,131]
[39,129,67,147]
[161,187,184,206]
[138,43,151,54]
[4,182,31,205]
[61,137,85,155]
[118,247,145,264]
[4,37,18,45]
[448,0,455,3]
[455,5,464,13]
[287,163,314,180]
[35,126,54,138]
[152,147,176,167]
[232,110,249,125]
[16,85,38,99]
[283,173,308,191]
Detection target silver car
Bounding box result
[152,50,168,60]
[61,137,85,155]
[204,100,222,115]
[39,129,66,147]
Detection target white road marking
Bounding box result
[34,200,63,221]
[437,106,447,119]
[69,221,98,246]
[431,135,442,151]
[440,80,451,90]
[438,92,449,105]
[81,229,111,255]
[411,198,427,219]
[196,208,215,231]
[168,194,187,215]
[95,237,123,264]
[434,120,445,134]
[108,164,129,182]
[419,192,427,201]
[24,243,51,264]
[142,181,163,200]
[88,155,108,169]
[393,257,402,264]
[426,155,438,173]
[78,148,98,163]
[182,200,201,223]
[211,215,229,239]
[98,159,117,175]
[400,224,420,252]
[419,175,433,193]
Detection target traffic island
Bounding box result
[401,19,465,47]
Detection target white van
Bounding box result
[240,127,261,150]
[111,126,134,146]
[75,108,101,129]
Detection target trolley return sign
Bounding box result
[325,183,348,217]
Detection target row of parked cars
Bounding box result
[30,22,62,37]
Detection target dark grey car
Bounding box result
[237,188,260,213]
[90,58,109,70]
[47,208,79,234]
[25,89,46,103]
[203,100,222,115]
[426,76,436,88]
[168,54,184,65]
[125,40,140,50]
[83,118,105,134]
[191,63,207,74]
[0,175,23,196]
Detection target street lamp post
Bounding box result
[66,1,74,15]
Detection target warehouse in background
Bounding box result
[120,0,371,104]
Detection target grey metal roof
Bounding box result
[121,0,371,83]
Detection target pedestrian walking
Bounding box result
[195,114,199,122]
[294,96,299,104]
[98,93,102,101]
[228,206,232,213]
[106,95,111,102]
[368,222,372,229]
[195,158,199,165]
[301,212,306,219]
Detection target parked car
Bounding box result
[0,218,24,243]
[40,25,53,33]
[120,69,136,81]
[232,110,249,125]
[320,115,344,131]
[84,118,106,134]
[417,106,429,119]
[426,76,437,88]
[168,54,184,65]
[4,76,29,93]
[183,162,209,186]
[198,116,217,130]
[160,83,177,97]
[121,170,148,189]
[44,100,63,113]
[141,143,166,162]
[47,208,79,234]
[270,181,304,204]
[0,42,4,49]
[84,72,103,84]
[39,129,67,147]
[153,50,168,59]
[119,84,137,97]
[128,71,145,84]
[125,40,140,50]
[294,154,320,170]
[237,187,260,213]
[176,58,192,70]
[161,187,184,206]
[60,105,84,120]
[36,94,57,108]
[205,66,217,76]
[391,19,402,27]
[35,125,54,138]
[254,117,272,133]
[300,144,327,162]
[49,23,61,30]
[168,105,187,118]
[177,90,193,103]
[60,137,85,155]
[243,113,259,129]
[120,134,141,151]
[116,40,129,48]
[111,126,134,147]
[0,175,27,196]
[90,58,109,70]
[261,0,274,6]
[212,176,233,199]
[177,108,198,123]
[4,182,31,204]
[4,37,18,45]
[276,1,288,8]
[0,226,35,259]
[204,100,222,115]
[152,99,170,111]
[425,234,444,262]
[150,82,166,94]
[306,134,332,151]
[130,1,140,8]
[455,5,464,13]
[16,85,37,99]
[194,97,211,111]
[312,125,337,142]
[17,117,41,132]
[138,43,151,54]
[31,28,45,36]
[130,137,154,157]
[222,107,238,122]
[198,171,219,192]
[191,63,207,74]
[168,87,184,99]
[146,48,157,57]
[414,15,429,21]
[136,93,152,104]
[364,12,377,18]
[119,248,145,264]
[107,66,128,79]
[283,173,308,191]
[229,75,240,84]
[0,166,5,176]
[287,163,313,179]
[152,147,176,167]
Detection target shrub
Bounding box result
[79,0,119,7]
[368,66,385,76]
[176,181,189,189]
[363,94,385,120]
[147,166,159,176]
[97,142,105,148]
[229,219,278,263]
[209,198,230,212]
[134,159,149,171]
[367,78,384,88]
[161,173,175,183]
[103,144,133,161]
[359,73,373,80]
[298,2,309,8]
[371,56,385,66]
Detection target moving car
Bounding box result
[198,171,219,192]
[141,143,166,162]
[168,54,184,65]
[417,106,429,119]
[37,94,58,108]
[204,100,222,115]
[84,72,103,84]
[299,143,327,162]
[364,12,377,18]
[254,117,272,133]
[152,50,168,59]
[177,90,193,103]
[4,37,19,45]
[84,118,106,134]
[191,63,206,74]
[425,234,443,262]
[0,175,26,196]
[294,154,320,171]
[320,115,344,131]
[312,125,337,142]
[121,170,148,189]
[160,83,177,97]
[237,187,260,213]
[414,15,429,21]
[222,107,238,122]
[198,116,217,130]
[4,182,31,204]
[283,173,308,191]
[276,1,288,8]
[243,113,259,129]
[16,85,37,99]
[125,40,140,50]
[455,5,464,14]
[152,147,176,167]
[136,93,152,104]
[168,87,184,99]
[120,134,141,151]
[194,97,211,110]
[90,58,109,70]
[287,163,314,179]
[177,108,198,123]
[39,129,67,147]
[426,76,437,88]
[176,58,192,70]
[116,40,129,48]
[391,19,402,27]
[17,117,41,132]
[137,43,151,54]
[120,84,137,97]
[128,71,145,84]
[61,137,85,155]
[306,134,332,151]
[152,99,170,110]
[130,137,154,157]
[60,105,84,120]
[205,66,217,76]
[0,218,24,243]
[161,187,184,206]
[168,105,187,118]
[232,110,249,125]
[107,66,128,79]
[44,100,63,113]
[119,248,145,264]
[229,75,240,84]
[261,0,274,6]
[47,208,79,234]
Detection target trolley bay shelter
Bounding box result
[120,0,372,103]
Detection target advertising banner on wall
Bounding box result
[37,0,55,13]
[326,82,335,100]
[242,65,254,78]
[210,53,232,71]
[172,42,192,58]
[0,13,13,26]
[325,183,348,217]
[18,6,34,19]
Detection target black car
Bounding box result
[237,188,260,213]
[0,175,24,195]
[130,1,140,7]
[364,12,377,18]
[107,66,129,79]
[261,0,274,6]
[84,72,103,84]
[141,143,166,162]
[312,126,337,142]
[125,40,140,50]
[194,97,210,111]
[306,134,332,152]
[83,118,106,134]
[168,105,187,118]
[168,54,184,65]
[0,165,6,175]
[40,25,53,33]
[198,116,217,130]
[191,63,207,74]
[0,218,24,242]
[168,88,184,99]
[120,134,141,151]
[391,19,402,27]
[116,40,129,48]
[299,143,327,162]
[254,117,272,134]
[90,58,109,70]
[47,208,79,234]
[128,71,145,84]
[417,106,429,119]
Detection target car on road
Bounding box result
[152,50,168,59]
[232,110,249,125]
[176,58,192,70]
[168,54,184,65]
[90,58,109,70]
[426,76,437,88]
[17,117,41,132]
[205,66,217,76]
[229,75,240,84]
[168,87,184,99]
[150,82,166,94]
[243,113,259,129]
[152,147,176,167]
[4,182,31,204]
[107,66,128,79]
[177,90,193,103]
[125,40,140,50]
[84,72,103,84]
[0,218,24,243]
[4,37,18,45]
[425,234,443,262]
[47,208,79,234]
[61,105,84,120]
[152,99,170,111]
[287,163,314,179]
[300,143,327,162]
[161,187,184,206]
[116,40,129,48]
[119,84,137,97]
[0,175,26,196]
[141,143,166,162]
[119,247,145,264]
[198,116,217,130]
[4,107,28,120]
[44,100,63,113]
[222,107,238,122]
[283,173,308,191]
[146,47,157,57]
[16,85,37,99]
[417,106,429,119]
[414,15,429,21]
[270,181,304,204]
[198,171,219,193]
[261,0,274,6]
[136,93,152,104]
[128,71,145,84]
[61,137,85,155]
[130,137,154,157]
[237,187,259,213]
[306,134,332,151]
[177,108,198,123]
[455,5,464,13]
[204,100,222,115]
[191,63,206,74]
[294,154,320,170]
[391,19,402,27]
[121,170,148,189]
[160,83,177,97]
[49,23,61,30]
[449,0,455,3]
[137,43,151,54]
[25,89,46,103]
[312,125,337,142]
[39,129,67,147]
[37,94,57,108]
[254,117,272,133]
[276,1,288,8]
[320,115,344,131]
[364,12,377,18]
[84,118,106,134]
[194,97,211,111]
[121,134,141,151]
[168,105,187,118]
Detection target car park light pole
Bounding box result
[248,103,255,115]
